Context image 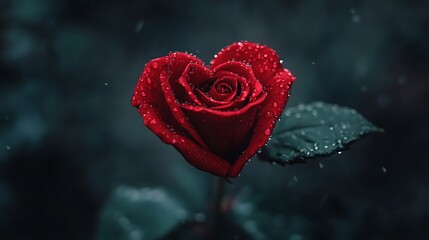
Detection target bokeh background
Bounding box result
[1,0,428,239]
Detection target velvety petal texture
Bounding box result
[132,41,296,177]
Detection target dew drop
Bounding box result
[147,78,152,84]
[173,107,178,112]
[272,102,278,108]
[152,62,158,69]
[104,82,109,86]
[264,129,271,136]
[265,111,272,118]
[135,20,144,33]
[382,166,387,173]
[259,68,264,73]
[141,91,146,97]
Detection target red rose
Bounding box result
[132,42,295,177]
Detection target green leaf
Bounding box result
[231,187,308,240]
[258,102,382,165]
[96,186,188,240]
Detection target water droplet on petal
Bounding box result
[152,62,158,69]
[264,129,271,136]
[173,107,178,112]
[141,91,146,97]
[272,102,278,108]
[265,111,272,118]
[147,78,152,84]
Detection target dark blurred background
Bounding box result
[1,0,428,239]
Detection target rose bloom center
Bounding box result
[216,82,233,94]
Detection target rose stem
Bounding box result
[211,177,225,239]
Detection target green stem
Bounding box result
[211,177,225,239]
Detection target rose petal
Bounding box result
[177,63,212,105]
[212,61,255,104]
[211,42,283,84]
[195,77,238,107]
[165,52,205,104]
[159,55,209,148]
[132,54,209,153]
[228,69,296,177]
[212,61,265,104]
[137,104,230,176]
[132,57,167,108]
[209,77,237,100]
[132,54,230,176]
[180,92,267,160]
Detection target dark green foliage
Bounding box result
[258,102,381,165]
[96,186,188,240]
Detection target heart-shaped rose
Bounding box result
[132,42,295,177]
